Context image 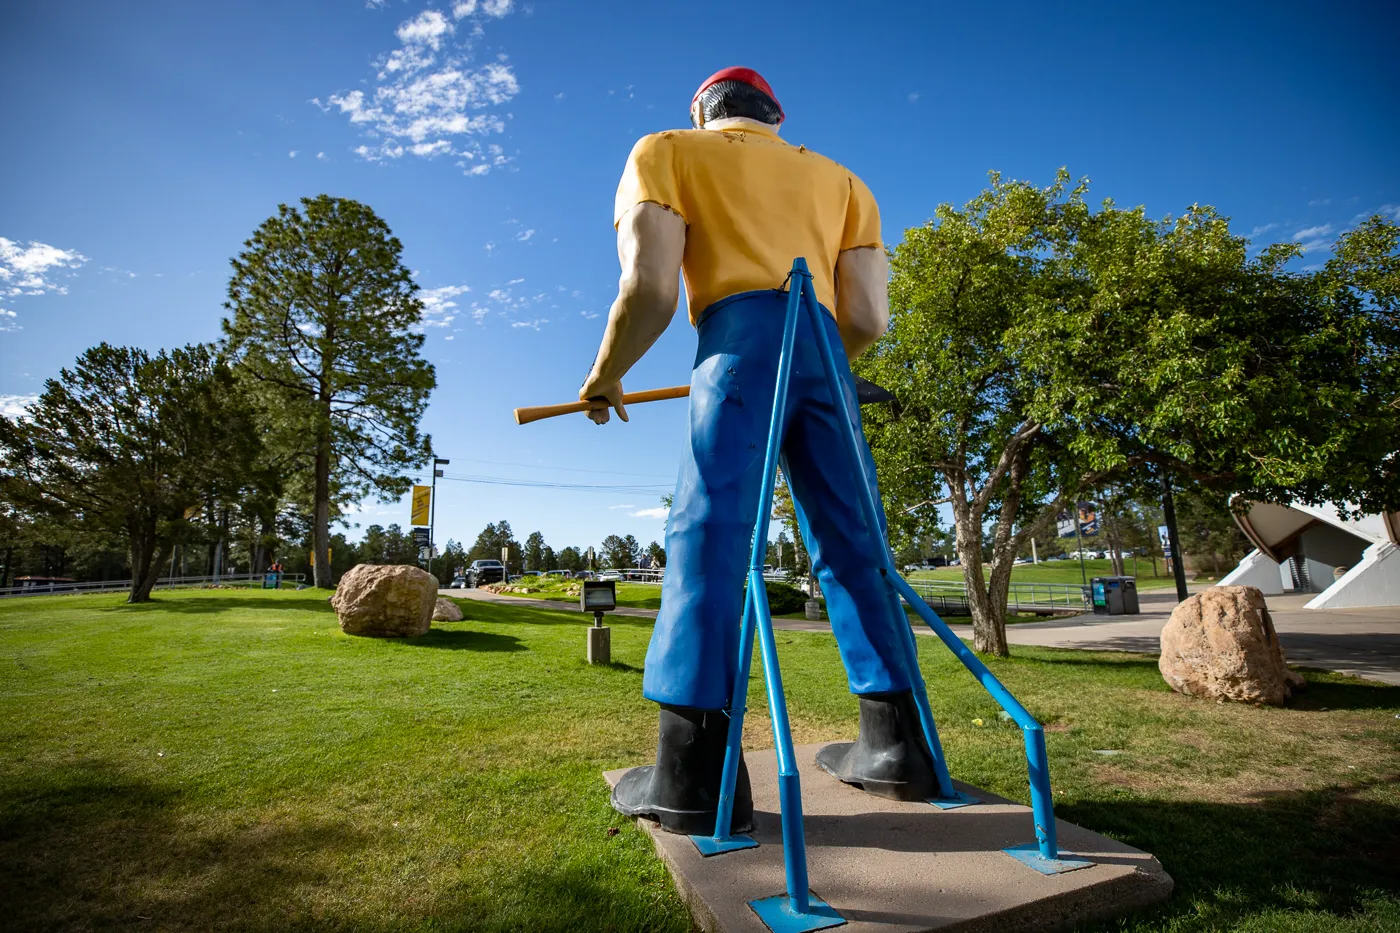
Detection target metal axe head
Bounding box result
[854,375,896,406]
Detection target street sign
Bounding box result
[412,527,430,547]
[418,546,437,560]
[1157,524,1172,558]
[411,485,431,526]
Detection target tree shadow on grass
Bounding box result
[402,628,526,652]
[0,762,374,933]
[102,595,337,615]
[464,601,658,630]
[1062,777,1400,931]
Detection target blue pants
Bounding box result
[643,290,912,709]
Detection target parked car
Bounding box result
[543,569,572,579]
[465,559,507,587]
[597,570,622,582]
[450,576,466,589]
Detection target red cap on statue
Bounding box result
[691,67,784,124]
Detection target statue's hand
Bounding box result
[579,374,628,425]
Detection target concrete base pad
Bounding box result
[604,744,1172,933]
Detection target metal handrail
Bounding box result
[0,572,307,598]
[904,578,1092,611]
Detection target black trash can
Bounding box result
[1091,576,1138,615]
[1091,576,1123,615]
[1119,576,1140,614]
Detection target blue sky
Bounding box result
[2,0,1396,556]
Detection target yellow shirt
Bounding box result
[614,123,882,324]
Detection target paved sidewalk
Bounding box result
[446,586,1400,686]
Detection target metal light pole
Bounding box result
[1159,470,1189,602]
[429,457,449,578]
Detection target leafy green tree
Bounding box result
[556,546,583,572]
[523,531,546,571]
[440,538,466,580]
[467,521,518,566]
[860,173,1399,655]
[601,534,640,569]
[540,545,557,571]
[221,195,436,587]
[0,344,258,602]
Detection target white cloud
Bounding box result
[506,277,524,285]
[510,318,547,329]
[323,3,519,172]
[907,91,920,104]
[1248,223,1277,238]
[396,9,452,47]
[316,151,328,161]
[418,284,470,328]
[1,237,89,297]
[630,506,669,519]
[1,237,89,326]
[289,149,299,158]
[1,394,39,419]
[1297,238,1333,254]
[608,503,636,509]
[515,228,535,241]
[1307,198,1333,207]
[1293,224,1333,241]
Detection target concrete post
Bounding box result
[587,611,611,664]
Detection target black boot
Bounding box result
[611,704,753,835]
[815,691,939,801]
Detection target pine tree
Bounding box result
[221,195,436,587]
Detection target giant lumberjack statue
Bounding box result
[580,67,938,834]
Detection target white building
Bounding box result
[1220,501,1400,609]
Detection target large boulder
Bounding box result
[432,597,463,622]
[331,564,438,637]
[1158,585,1305,705]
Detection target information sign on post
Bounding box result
[412,527,430,548]
[1157,524,1172,558]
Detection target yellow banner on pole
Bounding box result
[411,485,432,526]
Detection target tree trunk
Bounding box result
[127,520,166,603]
[954,505,1008,656]
[313,419,332,588]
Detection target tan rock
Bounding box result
[1158,585,1304,705]
[433,597,463,622]
[331,564,438,637]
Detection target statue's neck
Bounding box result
[701,117,781,134]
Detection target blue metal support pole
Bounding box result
[798,282,971,808]
[798,276,1086,870]
[695,266,806,858]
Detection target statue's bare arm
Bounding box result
[579,202,686,425]
[834,246,890,361]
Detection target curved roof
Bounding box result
[1234,500,1400,562]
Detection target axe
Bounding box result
[513,376,894,425]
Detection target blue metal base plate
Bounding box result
[689,833,759,857]
[926,790,979,810]
[1002,842,1094,874]
[749,893,845,933]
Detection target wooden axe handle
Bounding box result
[513,385,691,425]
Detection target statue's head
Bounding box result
[690,67,784,129]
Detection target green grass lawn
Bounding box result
[484,578,665,610]
[910,556,1200,590]
[2,589,1397,932]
